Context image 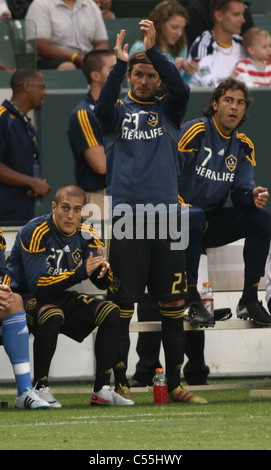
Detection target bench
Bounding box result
[2,226,269,334]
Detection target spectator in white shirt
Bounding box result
[26,0,109,70]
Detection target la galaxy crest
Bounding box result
[147,111,158,127]
[72,249,82,264]
[225,155,237,172]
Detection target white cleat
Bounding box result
[15,388,50,409]
[91,385,134,406]
[36,385,62,408]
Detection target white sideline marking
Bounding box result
[0,411,210,428]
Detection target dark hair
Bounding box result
[10,68,43,91]
[148,0,189,57]
[203,77,252,127]
[210,0,244,14]
[54,184,86,205]
[128,50,153,73]
[82,49,114,84]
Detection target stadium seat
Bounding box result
[7,19,37,69]
[104,18,142,49]
[249,0,271,14]
[253,13,271,34]
[0,21,16,70]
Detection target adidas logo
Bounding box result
[218,149,225,156]
[18,325,29,335]
[91,393,111,405]
[63,245,70,252]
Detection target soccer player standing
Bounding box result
[95,20,209,403]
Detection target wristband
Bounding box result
[70,53,78,63]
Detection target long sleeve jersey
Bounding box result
[95,45,190,214]
[8,213,113,297]
[0,227,11,285]
[178,116,256,211]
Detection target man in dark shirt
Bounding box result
[0,68,51,223]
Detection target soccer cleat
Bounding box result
[15,388,50,410]
[168,384,208,404]
[236,300,271,326]
[188,301,215,327]
[214,308,232,321]
[36,385,62,408]
[90,385,134,406]
[115,383,132,399]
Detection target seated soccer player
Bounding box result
[8,184,134,407]
[0,227,49,409]
[178,78,271,326]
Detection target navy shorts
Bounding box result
[107,213,187,304]
[21,290,105,343]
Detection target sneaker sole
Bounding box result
[236,310,271,327]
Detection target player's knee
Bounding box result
[159,301,185,319]
[95,301,120,327]
[114,301,134,320]
[37,306,64,330]
[256,208,271,235]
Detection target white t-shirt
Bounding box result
[188,30,245,88]
[26,0,108,55]
[189,41,245,88]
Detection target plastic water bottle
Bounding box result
[200,281,214,316]
[153,368,168,404]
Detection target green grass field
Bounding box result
[1,379,271,451]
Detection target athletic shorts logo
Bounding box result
[225,155,237,172]
[26,298,37,310]
[108,276,120,294]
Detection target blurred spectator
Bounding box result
[232,28,271,87]
[7,0,32,18]
[0,0,12,19]
[129,1,198,84]
[188,0,246,87]
[185,0,254,48]
[93,0,115,19]
[26,0,109,70]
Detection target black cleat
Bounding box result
[214,308,232,321]
[188,301,215,327]
[236,300,271,326]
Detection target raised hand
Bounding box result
[139,19,156,51]
[114,29,129,62]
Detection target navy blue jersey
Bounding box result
[0,228,11,286]
[0,100,41,222]
[178,116,256,211]
[67,93,106,192]
[95,45,190,213]
[8,213,113,297]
